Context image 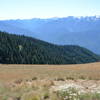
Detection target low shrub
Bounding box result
[32,77,38,81]
[56,77,65,81]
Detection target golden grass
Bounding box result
[0,62,100,100]
[0,62,100,83]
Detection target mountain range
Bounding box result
[0,16,100,54]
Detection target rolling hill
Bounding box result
[0,31,100,64]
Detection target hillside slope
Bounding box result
[0,31,100,64]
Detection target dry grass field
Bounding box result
[0,62,100,100]
[0,62,100,82]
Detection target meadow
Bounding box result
[0,62,100,100]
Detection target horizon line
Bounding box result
[0,15,100,20]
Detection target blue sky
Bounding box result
[0,0,100,20]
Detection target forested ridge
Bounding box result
[1,17,100,54]
[0,31,100,64]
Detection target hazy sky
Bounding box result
[0,0,100,20]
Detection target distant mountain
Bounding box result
[0,31,100,64]
[0,16,100,54]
